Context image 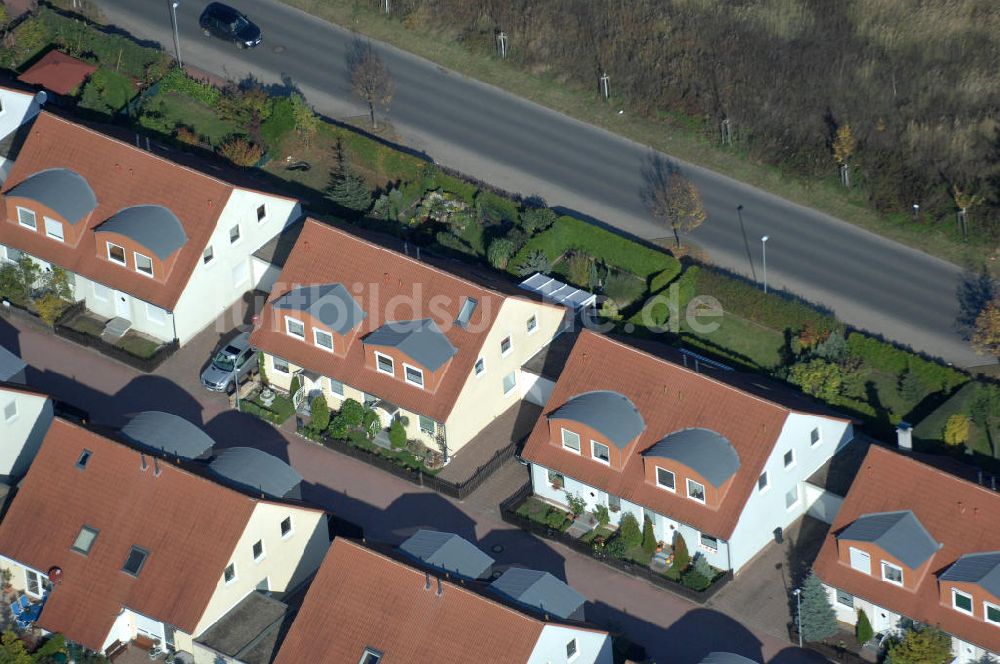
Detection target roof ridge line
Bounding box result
[304,219,507,301]
[582,330,793,415]
[868,445,1000,502]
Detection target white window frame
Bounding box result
[500,335,512,357]
[984,600,1000,626]
[699,533,718,552]
[252,539,266,563]
[881,560,904,586]
[272,357,290,374]
[4,398,17,423]
[849,547,871,574]
[783,449,796,469]
[757,471,769,493]
[313,328,335,352]
[566,638,578,662]
[43,217,64,242]
[810,427,822,446]
[106,242,127,266]
[656,467,676,492]
[229,223,241,245]
[561,428,581,454]
[403,363,424,388]
[419,415,435,435]
[203,244,215,265]
[375,352,395,376]
[526,315,537,335]
[473,356,485,377]
[591,440,610,465]
[280,516,293,540]
[785,486,799,510]
[360,648,383,664]
[284,316,305,340]
[24,569,45,598]
[952,588,974,615]
[16,207,36,230]
[836,589,854,608]
[686,478,706,504]
[133,251,154,278]
[255,203,268,224]
[328,378,345,398]
[502,370,517,395]
[145,303,167,326]
[223,563,237,585]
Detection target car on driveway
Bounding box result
[199,2,262,49]
[201,331,258,393]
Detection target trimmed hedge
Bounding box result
[510,215,681,281]
[693,266,839,334]
[845,332,966,391]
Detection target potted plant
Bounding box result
[656,541,665,553]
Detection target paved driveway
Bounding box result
[0,311,826,663]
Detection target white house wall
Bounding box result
[171,191,300,345]
[529,464,732,569]
[0,390,51,482]
[76,274,177,343]
[526,624,613,664]
[520,370,554,407]
[803,482,843,524]
[727,414,854,573]
[250,255,281,294]
[0,89,43,145]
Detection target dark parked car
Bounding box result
[199,3,262,49]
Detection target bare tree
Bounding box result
[643,156,707,248]
[349,40,394,130]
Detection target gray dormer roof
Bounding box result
[399,529,494,579]
[490,568,586,620]
[272,283,366,334]
[940,552,1000,598]
[120,411,215,459]
[700,654,760,664]
[7,168,97,225]
[363,319,457,371]
[643,428,740,488]
[838,510,940,568]
[209,447,303,499]
[96,205,187,259]
[549,390,645,448]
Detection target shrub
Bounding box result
[310,394,330,432]
[546,509,567,529]
[813,330,847,362]
[565,251,591,287]
[606,536,627,559]
[175,126,201,145]
[475,191,519,225]
[943,414,970,447]
[487,237,515,269]
[516,250,552,276]
[339,399,365,427]
[618,512,642,548]
[289,376,301,400]
[328,414,350,439]
[260,96,297,149]
[257,351,268,386]
[886,627,953,664]
[799,570,838,642]
[217,136,263,167]
[671,531,690,574]
[157,66,221,105]
[856,608,874,644]
[289,92,320,145]
[641,515,657,556]
[681,566,711,591]
[898,364,926,403]
[788,359,843,401]
[846,332,965,392]
[594,504,610,528]
[565,492,586,518]
[389,419,407,448]
[603,271,646,306]
[78,68,134,114]
[361,408,381,439]
[328,141,372,213]
[36,294,68,327]
[520,206,557,235]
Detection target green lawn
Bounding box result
[139,91,237,146]
[679,313,785,370]
[77,68,136,115]
[116,333,160,359]
[64,313,105,337]
[915,382,992,456]
[580,525,615,544]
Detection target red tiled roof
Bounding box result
[18,51,97,96]
[0,112,233,310]
[250,218,506,421]
[0,419,277,650]
[814,445,1000,654]
[521,330,793,539]
[273,538,553,664]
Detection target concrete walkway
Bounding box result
[0,311,827,664]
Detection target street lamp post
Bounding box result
[761,235,769,294]
[169,1,182,68]
[232,363,241,411]
[793,587,802,648]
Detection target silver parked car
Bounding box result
[201,332,258,393]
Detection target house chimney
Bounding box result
[992,476,997,492]
[153,458,162,477]
[896,422,912,450]
[424,572,431,591]
[140,453,148,472]
[416,246,421,260]
[435,577,443,597]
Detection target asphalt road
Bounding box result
[93,0,986,367]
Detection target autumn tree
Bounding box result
[886,626,953,664]
[832,124,855,187]
[972,298,1000,357]
[943,414,971,447]
[349,40,394,130]
[289,92,320,147]
[643,158,706,248]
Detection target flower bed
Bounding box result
[239,389,294,425]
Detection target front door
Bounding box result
[113,291,131,319]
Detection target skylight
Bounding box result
[456,297,478,327]
[359,648,382,664]
[122,546,149,577]
[76,449,92,469]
